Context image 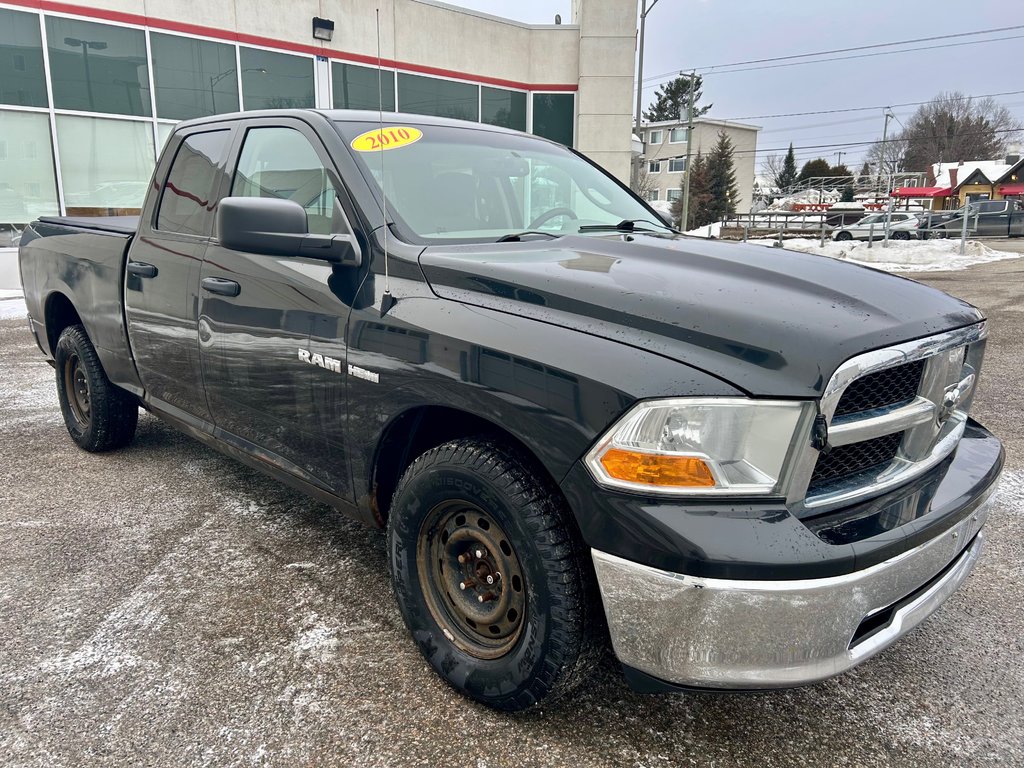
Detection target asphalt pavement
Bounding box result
[1,259,1022,767]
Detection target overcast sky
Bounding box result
[449,0,1024,173]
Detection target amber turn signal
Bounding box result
[599,448,716,488]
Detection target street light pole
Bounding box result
[632,0,661,190]
[633,0,661,132]
[64,37,108,111]
[874,108,893,200]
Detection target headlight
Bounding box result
[584,398,810,496]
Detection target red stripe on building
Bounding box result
[11,0,577,92]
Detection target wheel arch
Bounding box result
[43,291,83,357]
[368,404,570,528]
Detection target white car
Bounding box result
[832,212,921,241]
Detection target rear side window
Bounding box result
[157,130,231,236]
[231,126,339,234]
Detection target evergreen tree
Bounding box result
[777,143,797,191]
[840,185,855,203]
[644,75,712,122]
[671,152,711,230]
[797,158,833,182]
[705,131,738,223]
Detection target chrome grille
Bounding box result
[808,432,903,493]
[786,322,988,514]
[833,359,924,417]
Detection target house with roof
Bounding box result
[892,154,1024,210]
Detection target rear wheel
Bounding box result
[55,325,138,451]
[387,438,600,711]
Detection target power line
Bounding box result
[711,89,1024,122]
[679,24,1024,73]
[639,32,1024,89]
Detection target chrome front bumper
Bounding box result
[593,495,993,689]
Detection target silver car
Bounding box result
[832,212,921,241]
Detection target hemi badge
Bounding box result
[348,364,379,384]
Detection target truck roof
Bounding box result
[174,108,527,138]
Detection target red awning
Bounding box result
[999,184,1024,195]
[892,186,953,198]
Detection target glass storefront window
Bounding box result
[481,87,526,131]
[0,9,48,108]
[0,111,59,244]
[333,63,395,111]
[46,16,151,116]
[157,123,176,153]
[239,47,314,110]
[56,115,155,214]
[151,33,239,120]
[397,73,478,122]
[531,93,574,147]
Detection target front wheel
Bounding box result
[387,439,600,711]
[834,230,853,241]
[891,230,911,240]
[55,324,138,451]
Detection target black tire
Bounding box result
[54,324,138,452]
[891,230,911,240]
[387,438,600,711]
[834,230,853,241]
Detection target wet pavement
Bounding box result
[1,259,1021,767]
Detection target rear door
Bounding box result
[980,201,1009,236]
[124,125,234,427]
[198,118,355,496]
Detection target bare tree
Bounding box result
[868,92,1022,173]
[630,164,658,200]
[760,153,785,191]
[864,134,910,177]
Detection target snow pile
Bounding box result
[749,237,1020,272]
[684,221,722,238]
[768,188,842,210]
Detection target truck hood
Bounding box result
[418,234,984,398]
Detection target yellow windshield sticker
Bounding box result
[350,126,423,152]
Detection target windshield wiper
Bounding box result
[495,231,562,243]
[577,218,677,234]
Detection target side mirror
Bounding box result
[216,197,362,267]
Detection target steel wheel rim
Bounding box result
[417,499,527,659]
[64,353,91,427]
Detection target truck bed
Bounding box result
[20,215,142,395]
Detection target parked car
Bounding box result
[17,110,1003,711]
[919,199,1024,238]
[832,212,921,241]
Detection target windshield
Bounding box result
[334,121,662,244]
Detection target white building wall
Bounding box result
[572,0,637,182]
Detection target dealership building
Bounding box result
[0,0,637,245]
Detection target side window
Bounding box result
[156,130,231,236]
[232,126,340,234]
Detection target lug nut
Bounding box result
[458,554,469,564]
[486,575,494,585]
[460,579,474,590]
[477,591,496,603]
[474,548,486,559]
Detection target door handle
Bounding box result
[201,277,241,297]
[126,261,157,278]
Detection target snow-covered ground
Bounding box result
[747,237,1021,272]
[0,289,27,320]
[684,221,722,238]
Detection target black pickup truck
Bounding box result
[18,110,1003,711]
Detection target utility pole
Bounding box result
[834,151,844,168]
[679,70,696,231]
[874,109,893,200]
